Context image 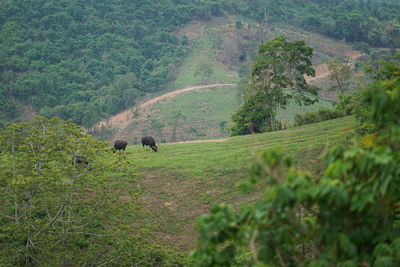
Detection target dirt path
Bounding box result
[95,83,236,130]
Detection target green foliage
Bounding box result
[294,107,342,126]
[0,0,224,126]
[294,94,354,126]
[235,21,243,30]
[327,57,352,115]
[230,90,277,136]
[355,53,400,136]
[192,54,400,266]
[194,63,214,79]
[231,36,316,134]
[352,42,371,55]
[0,117,172,266]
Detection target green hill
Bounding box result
[122,116,356,251]
[95,17,347,143]
[1,0,399,128]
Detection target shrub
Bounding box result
[352,41,371,55]
[294,107,342,126]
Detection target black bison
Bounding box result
[141,136,158,152]
[114,140,128,152]
[247,123,262,134]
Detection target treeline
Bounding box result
[1,0,399,128]
[234,0,400,49]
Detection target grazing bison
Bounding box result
[114,140,128,152]
[141,136,158,152]
[247,123,262,134]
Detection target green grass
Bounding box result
[149,85,240,137]
[282,97,335,122]
[123,116,357,251]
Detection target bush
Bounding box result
[352,41,371,55]
[294,107,342,126]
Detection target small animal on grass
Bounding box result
[141,136,158,152]
[114,140,128,152]
[73,155,89,165]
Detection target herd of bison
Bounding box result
[74,136,158,166]
[114,136,158,152]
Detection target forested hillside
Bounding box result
[1,0,399,128]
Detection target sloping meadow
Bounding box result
[123,116,356,251]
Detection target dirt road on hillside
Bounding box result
[95,83,236,130]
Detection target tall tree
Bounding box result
[247,36,315,130]
[327,57,352,115]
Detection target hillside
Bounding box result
[1,0,398,129]
[121,116,356,251]
[90,17,365,143]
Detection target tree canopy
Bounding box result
[230,36,317,134]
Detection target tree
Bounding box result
[150,118,165,140]
[327,57,352,115]
[242,36,315,131]
[194,63,214,80]
[191,54,400,266]
[383,20,400,56]
[230,87,276,136]
[0,117,157,266]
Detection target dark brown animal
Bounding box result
[114,140,128,152]
[141,136,158,152]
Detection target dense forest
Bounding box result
[1,0,399,128]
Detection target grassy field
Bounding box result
[121,116,356,251]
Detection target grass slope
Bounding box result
[145,85,240,140]
[122,116,356,251]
